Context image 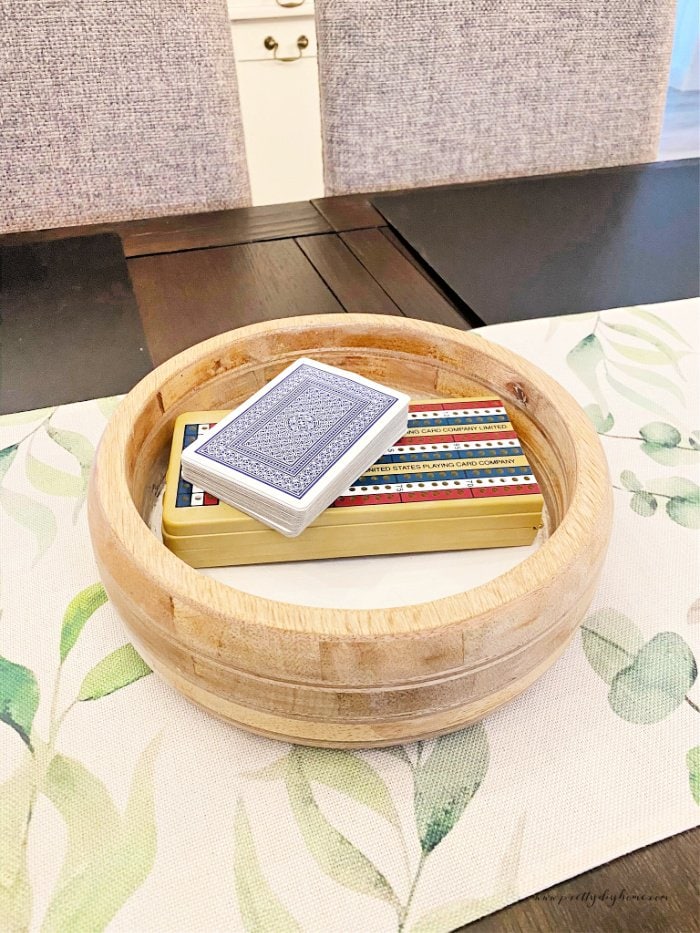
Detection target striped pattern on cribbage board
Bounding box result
[176,422,220,507]
[174,399,540,510]
[331,399,540,508]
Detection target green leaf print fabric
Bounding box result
[0,299,698,932]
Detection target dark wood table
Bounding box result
[374,159,700,325]
[1,162,697,932]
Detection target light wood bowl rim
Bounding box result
[91,313,608,638]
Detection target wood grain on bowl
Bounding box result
[87,314,612,747]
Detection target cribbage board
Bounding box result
[162,399,543,567]
[176,421,220,508]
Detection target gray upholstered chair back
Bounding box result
[1,1,250,233]
[315,1,676,195]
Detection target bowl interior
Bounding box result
[104,314,589,637]
[128,347,570,532]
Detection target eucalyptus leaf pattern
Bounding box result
[566,334,609,418]
[0,444,19,482]
[666,496,700,530]
[413,727,489,855]
[0,755,34,930]
[0,407,55,427]
[634,421,700,467]
[284,750,400,910]
[581,609,644,684]
[234,801,301,933]
[584,404,614,434]
[582,610,698,725]
[41,741,159,933]
[294,746,401,829]
[96,396,123,420]
[641,445,698,468]
[640,422,682,448]
[604,360,684,404]
[630,491,657,517]
[409,814,526,933]
[60,583,108,662]
[2,297,699,933]
[0,487,57,564]
[604,368,677,420]
[46,426,94,480]
[383,745,412,765]
[26,453,84,498]
[0,586,157,931]
[686,748,700,806]
[616,474,700,529]
[241,728,493,931]
[627,307,691,346]
[77,644,152,701]
[0,657,40,749]
[608,633,697,724]
[567,307,689,426]
[619,470,643,493]
[601,322,685,372]
[687,599,700,626]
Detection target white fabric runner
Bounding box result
[1,299,698,932]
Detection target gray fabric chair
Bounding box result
[315,0,676,195]
[0,1,250,233]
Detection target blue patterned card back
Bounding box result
[193,363,399,499]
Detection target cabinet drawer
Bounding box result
[232,17,316,62]
[228,0,314,20]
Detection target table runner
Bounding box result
[1,299,698,932]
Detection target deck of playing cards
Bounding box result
[180,358,410,536]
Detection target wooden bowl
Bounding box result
[88,314,612,747]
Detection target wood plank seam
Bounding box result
[339,228,470,329]
[379,226,484,328]
[294,234,405,316]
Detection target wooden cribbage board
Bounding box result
[162,398,543,567]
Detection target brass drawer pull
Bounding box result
[275,0,306,6]
[263,35,309,62]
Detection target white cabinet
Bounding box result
[228,0,313,21]
[235,56,324,206]
[229,1,324,206]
